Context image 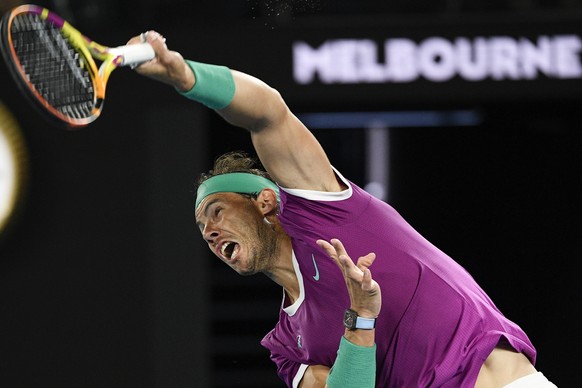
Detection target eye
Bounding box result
[214,207,222,216]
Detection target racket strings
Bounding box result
[10,13,95,120]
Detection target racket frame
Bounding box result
[0,4,153,127]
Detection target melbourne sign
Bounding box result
[293,35,582,84]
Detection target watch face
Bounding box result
[344,309,358,330]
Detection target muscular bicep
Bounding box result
[298,365,331,388]
[218,70,343,192]
[252,111,342,191]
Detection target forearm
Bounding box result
[317,239,380,388]
[326,335,376,388]
[343,328,375,347]
[172,59,285,133]
[298,330,375,388]
[134,33,286,133]
[299,365,330,388]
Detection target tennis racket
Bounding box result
[0,4,155,128]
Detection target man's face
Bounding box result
[195,192,277,275]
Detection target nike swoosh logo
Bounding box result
[312,254,320,281]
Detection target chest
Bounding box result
[277,244,350,365]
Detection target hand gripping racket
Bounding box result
[0,4,155,128]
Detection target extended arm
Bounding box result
[129,31,342,192]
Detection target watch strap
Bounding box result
[344,309,376,330]
[355,316,376,329]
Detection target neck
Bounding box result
[263,232,300,304]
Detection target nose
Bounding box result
[202,222,220,244]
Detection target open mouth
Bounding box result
[220,241,240,261]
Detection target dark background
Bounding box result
[1,0,580,387]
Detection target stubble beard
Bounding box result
[240,216,279,276]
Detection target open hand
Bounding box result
[316,238,381,319]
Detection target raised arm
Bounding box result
[290,238,381,388]
[315,238,381,388]
[129,31,343,192]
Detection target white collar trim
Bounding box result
[282,250,305,316]
[279,167,352,201]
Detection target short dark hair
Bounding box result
[197,151,275,199]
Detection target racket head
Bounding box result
[0,5,103,128]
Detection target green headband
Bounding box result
[195,172,280,209]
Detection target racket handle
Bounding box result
[113,43,155,67]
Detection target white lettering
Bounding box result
[292,34,582,84]
[418,37,456,82]
[355,40,385,82]
[519,36,552,79]
[293,41,330,84]
[553,35,582,78]
[455,37,488,81]
[385,38,417,82]
[331,40,361,83]
[489,37,519,80]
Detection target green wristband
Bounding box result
[326,336,376,387]
[177,60,236,110]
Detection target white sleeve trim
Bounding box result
[292,364,310,388]
[279,167,353,201]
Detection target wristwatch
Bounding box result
[344,309,376,330]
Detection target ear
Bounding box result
[255,188,279,216]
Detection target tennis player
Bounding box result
[129,31,558,388]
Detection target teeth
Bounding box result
[221,242,231,257]
[219,242,239,260]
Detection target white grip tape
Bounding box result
[114,43,155,67]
